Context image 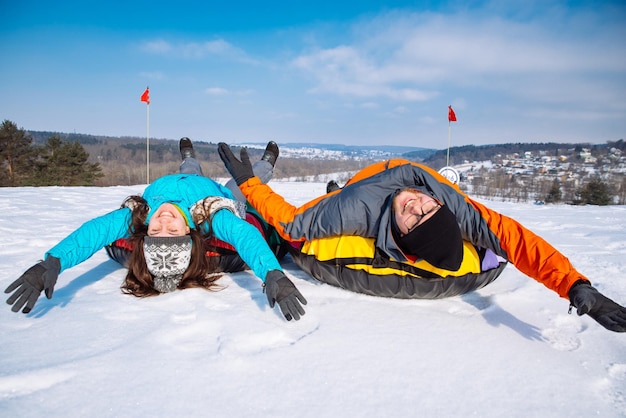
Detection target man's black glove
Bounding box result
[218,143,255,186]
[264,270,307,321]
[568,280,626,332]
[5,256,61,314]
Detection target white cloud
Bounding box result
[181,39,236,58]
[141,38,259,64]
[393,106,409,114]
[205,87,255,97]
[290,8,626,107]
[293,45,436,101]
[360,102,379,109]
[138,71,165,80]
[205,87,230,96]
[142,39,172,54]
[383,105,410,119]
[267,110,298,120]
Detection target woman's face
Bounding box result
[147,203,190,237]
[392,189,441,236]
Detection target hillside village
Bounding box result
[453,145,626,204]
[258,141,626,185]
[459,146,624,179]
[268,140,626,205]
[248,140,626,205]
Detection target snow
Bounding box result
[1,181,625,417]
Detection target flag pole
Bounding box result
[438,105,460,185]
[446,121,451,167]
[446,105,456,167]
[146,103,150,183]
[140,86,151,184]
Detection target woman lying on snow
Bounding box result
[218,142,626,332]
[5,138,306,321]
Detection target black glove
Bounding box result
[5,256,61,314]
[218,143,255,186]
[568,280,626,332]
[264,270,307,321]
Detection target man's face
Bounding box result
[392,189,441,236]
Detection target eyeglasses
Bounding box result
[403,199,442,233]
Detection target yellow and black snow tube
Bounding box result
[290,235,507,299]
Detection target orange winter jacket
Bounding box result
[240,159,588,298]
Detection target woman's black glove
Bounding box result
[568,280,626,332]
[264,270,307,321]
[5,256,61,314]
[218,143,255,186]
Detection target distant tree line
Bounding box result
[3,120,624,205]
[0,120,103,186]
[2,121,370,187]
[420,140,626,170]
[417,141,626,169]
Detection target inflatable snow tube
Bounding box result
[288,235,508,299]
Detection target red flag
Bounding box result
[448,105,457,122]
[140,87,150,105]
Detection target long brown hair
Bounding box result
[120,195,223,297]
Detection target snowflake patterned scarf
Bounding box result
[143,236,192,293]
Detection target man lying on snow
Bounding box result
[218,142,626,333]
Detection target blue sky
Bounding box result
[1,0,625,148]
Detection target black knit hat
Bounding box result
[391,205,463,271]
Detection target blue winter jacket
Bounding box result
[45,174,282,281]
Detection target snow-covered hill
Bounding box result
[1,182,625,417]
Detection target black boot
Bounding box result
[261,141,279,167]
[179,137,195,160]
[326,180,341,193]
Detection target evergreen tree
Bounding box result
[28,136,103,186]
[576,177,612,206]
[0,120,36,186]
[545,179,562,203]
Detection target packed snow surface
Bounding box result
[1,181,625,417]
